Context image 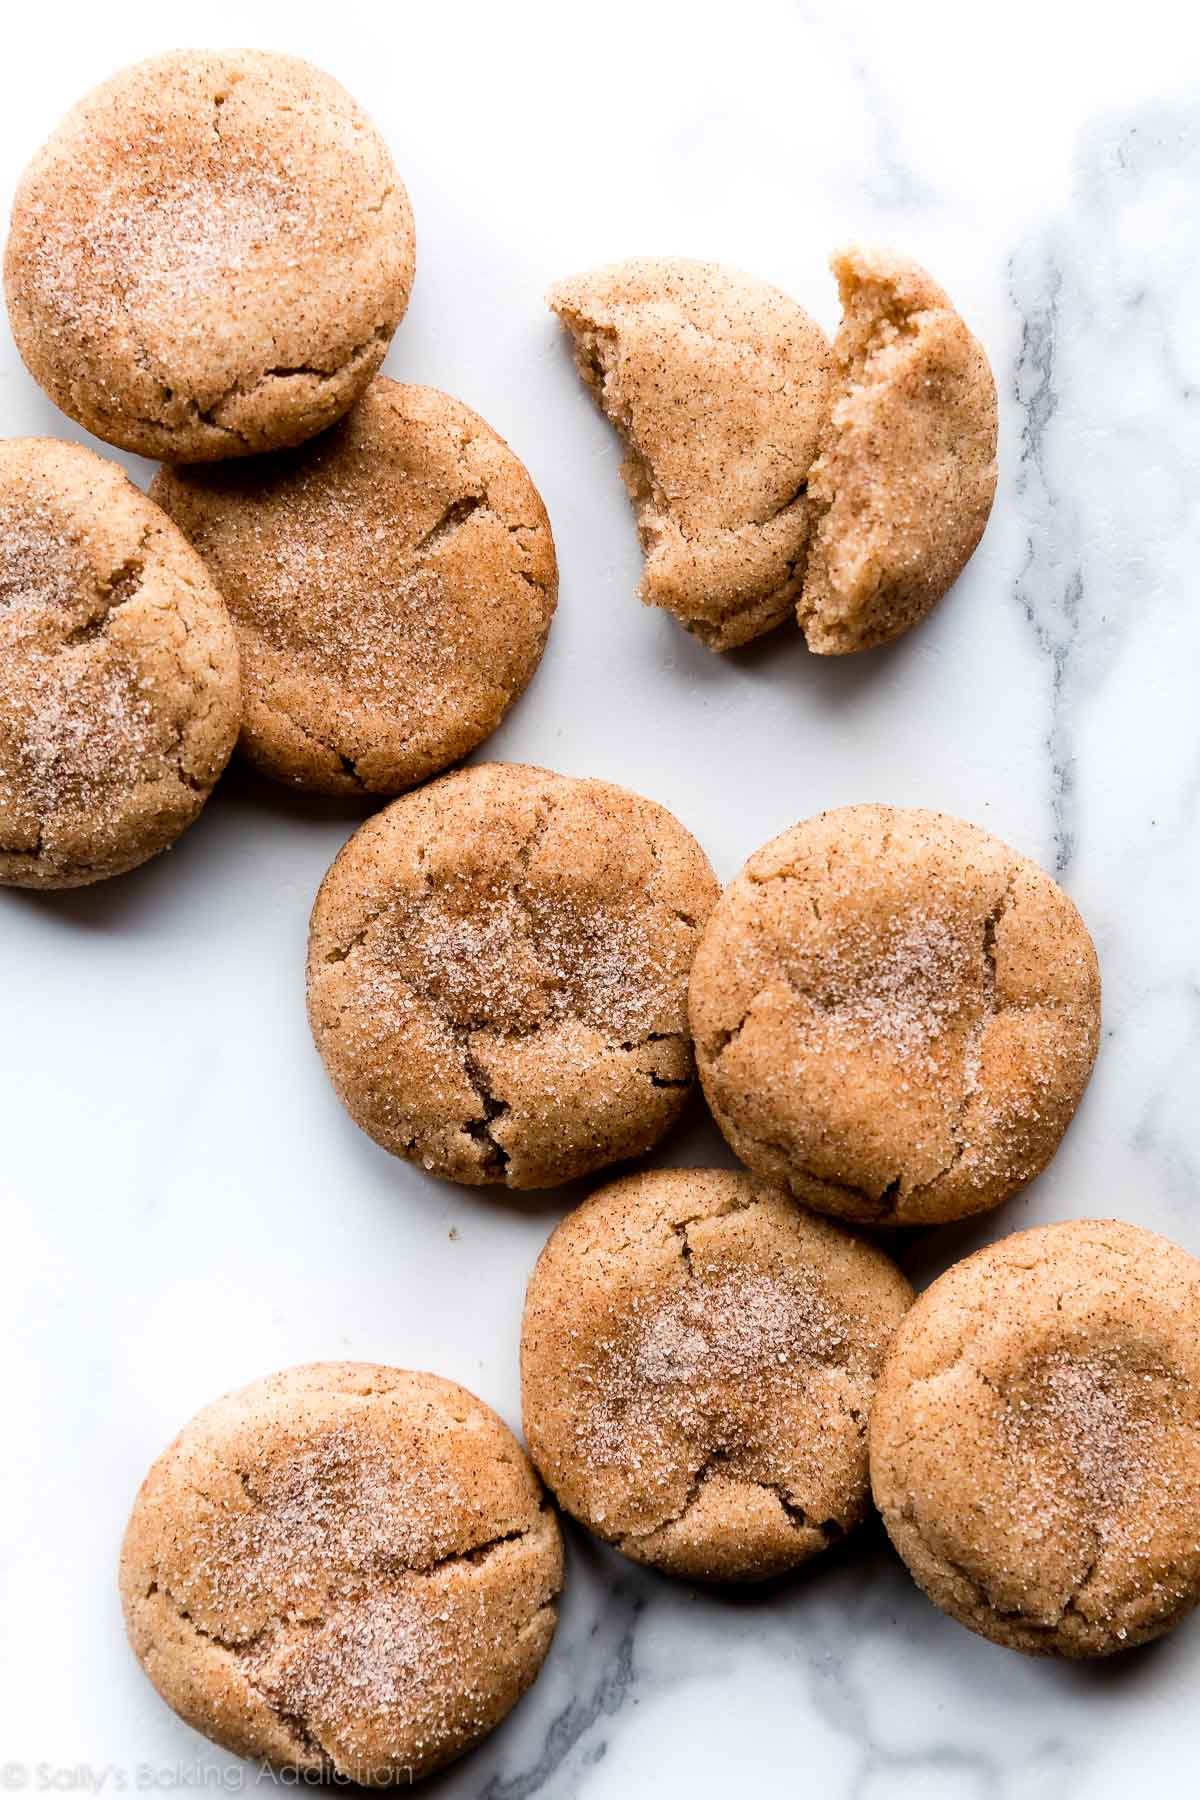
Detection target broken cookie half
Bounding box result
[799,246,998,654]
[550,248,997,656]
[548,257,831,650]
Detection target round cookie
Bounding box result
[120,1363,563,1783]
[0,438,239,888]
[5,51,414,461]
[689,805,1100,1226]
[152,380,557,794]
[307,763,720,1188]
[870,1220,1200,1657]
[521,1168,912,1581]
[798,247,998,653]
[549,258,830,649]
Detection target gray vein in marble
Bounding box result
[1009,100,1200,878]
[475,1570,647,1799]
[1008,248,1082,876]
[808,1622,1085,1800]
[794,1,936,212]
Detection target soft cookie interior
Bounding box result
[797,246,998,654]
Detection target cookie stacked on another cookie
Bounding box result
[3,51,559,855]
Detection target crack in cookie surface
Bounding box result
[121,1365,563,1784]
[153,380,557,796]
[521,1169,912,1580]
[690,806,1100,1226]
[307,765,719,1188]
[872,1222,1200,1657]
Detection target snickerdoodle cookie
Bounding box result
[120,1363,562,1783]
[5,51,414,461]
[307,763,719,1188]
[548,258,830,649]
[870,1221,1200,1657]
[152,380,556,794]
[521,1169,912,1581]
[798,247,997,653]
[689,806,1099,1226]
[0,438,239,888]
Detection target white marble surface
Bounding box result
[4,0,1200,1792]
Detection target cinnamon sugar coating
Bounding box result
[5,51,415,461]
[870,1220,1200,1657]
[689,805,1100,1226]
[0,437,239,888]
[153,381,557,794]
[120,1363,562,1784]
[306,763,720,1189]
[521,1168,912,1581]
